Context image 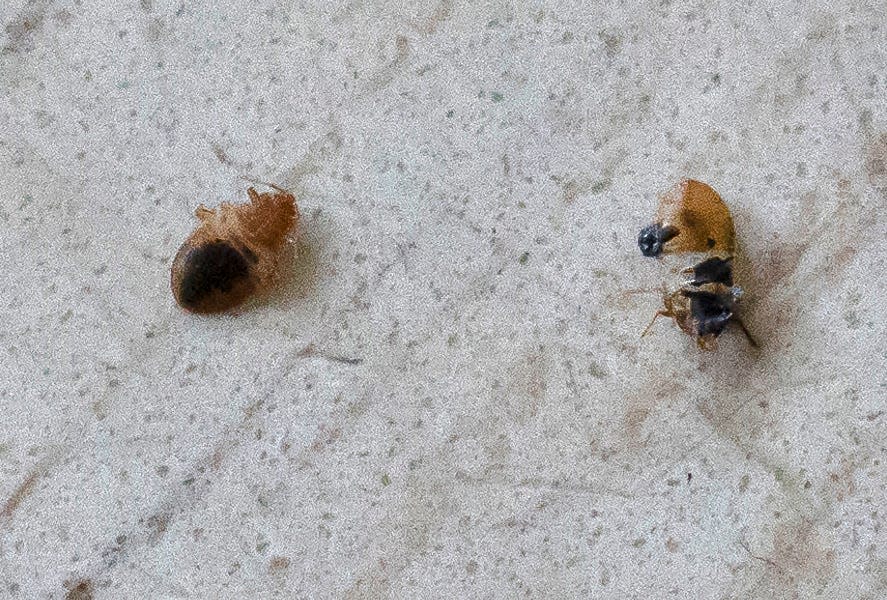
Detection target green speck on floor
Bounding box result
[589,362,607,379]
[518,251,530,264]
[517,200,526,208]
[381,474,391,486]
[773,467,787,484]
[446,109,454,118]
[590,179,611,193]
[491,92,504,102]
[116,80,130,89]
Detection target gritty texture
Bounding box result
[1,1,885,599]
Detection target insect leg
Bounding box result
[641,309,671,337]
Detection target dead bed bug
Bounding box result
[171,184,299,314]
[637,180,756,350]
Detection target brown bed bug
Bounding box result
[637,179,756,350]
[171,184,299,314]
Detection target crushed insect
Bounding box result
[171,184,299,314]
[637,179,756,350]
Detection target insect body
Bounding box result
[637,179,735,258]
[171,185,298,314]
[637,179,755,350]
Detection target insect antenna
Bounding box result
[239,175,291,195]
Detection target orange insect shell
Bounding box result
[637,180,757,350]
[638,179,736,258]
[170,187,299,314]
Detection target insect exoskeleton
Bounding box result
[171,184,299,314]
[637,180,755,350]
[637,179,736,258]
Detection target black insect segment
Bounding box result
[178,241,251,308]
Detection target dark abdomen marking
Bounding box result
[179,241,250,308]
[682,289,734,337]
[690,256,733,286]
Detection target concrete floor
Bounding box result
[1,1,885,598]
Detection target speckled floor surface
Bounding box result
[1,1,885,598]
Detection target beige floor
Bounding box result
[1,1,884,598]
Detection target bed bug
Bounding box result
[171,184,299,314]
[637,179,756,350]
